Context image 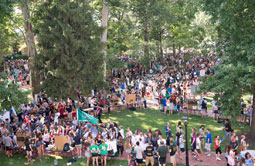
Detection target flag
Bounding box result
[11,106,17,116]
[77,109,98,124]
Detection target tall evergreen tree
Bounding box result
[35,0,105,99]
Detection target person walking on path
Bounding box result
[214,135,222,161]
[205,128,212,157]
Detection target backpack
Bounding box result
[63,143,70,152]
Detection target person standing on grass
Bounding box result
[90,140,99,166]
[214,135,222,161]
[195,134,203,162]
[221,119,233,143]
[169,99,174,115]
[84,142,91,166]
[99,141,108,166]
[3,133,13,158]
[74,132,82,158]
[25,137,33,162]
[162,96,167,115]
[205,128,212,157]
[134,141,144,166]
[117,135,124,156]
[124,138,132,166]
[97,106,103,123]
[145,142,154,166]
[165,122,171,137]
[157,141,168,166]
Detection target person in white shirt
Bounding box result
[131,133,138,146]
[157,135,166,146]
[195,134,203,162]
[137,132,144,143]
[119,126,125,139]
[134,141,144,166]
[126,128,133,138]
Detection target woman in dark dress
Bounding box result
[25,137,32,162]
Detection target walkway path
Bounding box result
[115,150,226,166]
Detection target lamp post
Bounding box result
[182,116,189,166]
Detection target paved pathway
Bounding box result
[115,150,226,166]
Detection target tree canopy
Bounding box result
[0,73,29,111]
[199,0,255,134]
[34,0,105,99]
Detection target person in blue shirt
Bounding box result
[167,87,172,94]
[245,152,253,166]
[205,128,212,157]
[165,122,171,136]
[162,97,167,114]
[121,83,125,90]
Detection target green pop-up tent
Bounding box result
[77,109,98,124]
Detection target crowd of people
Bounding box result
[5,59,30,88]
[0,53,254,166]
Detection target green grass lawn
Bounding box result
[0,153,183,166]
[102,109,251,151]
[0,108,251,166]
[0,153,129,166]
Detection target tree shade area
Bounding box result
[0,0,255,166]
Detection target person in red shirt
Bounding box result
[58,103,64,119]
[214,135,222,161]
[25,115,30,124]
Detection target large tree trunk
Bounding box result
[173,44,176,57]
[178,45,181,54]
[101,0,108,81]
[20,0,40,97]
[144,24,149,65]
[159,30,163,58]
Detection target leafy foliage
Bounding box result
[34,0,106,99]
[0,0,24,55]
[199,1,255,125]
[0,73,29,111]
